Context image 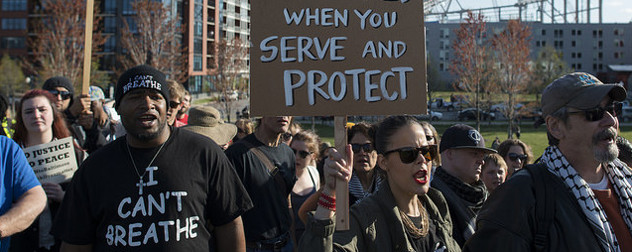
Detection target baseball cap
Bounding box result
[89,86,105,101]
[541,72,626,117]
[439,124,497,153]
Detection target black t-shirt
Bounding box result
[224,134,297,242]
[51,127,252,251]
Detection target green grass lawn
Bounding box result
[303,121,632,159]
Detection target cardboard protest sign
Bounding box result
[23,137,78,184]
[251,0,427,116]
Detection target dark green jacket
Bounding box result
[299,181,461,252]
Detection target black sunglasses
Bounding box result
[383,145,437,164]
[568,102,622,122]
[507,153,528,162]
[47,90,72,100]
[168,101,181,109]
[351,143,374,153]
[292,149,312,159]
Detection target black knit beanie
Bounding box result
[115,65,169,108]
[42,76,75,106]
[42,76,74,94]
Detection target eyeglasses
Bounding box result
[168,101,181,109]
[351,143,374,153]
[568,102,622,122]
[47,90,72,100]
[281,132,293,142]
[507,153,528,162]
[292,149,312,159]
[383,145,437,164]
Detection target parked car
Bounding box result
[458,108,495,121]
[415,111,443,121]
[428,98,460,111]
[219,90,239,101]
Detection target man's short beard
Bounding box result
[593,127,619,163]
[129,121,167,142]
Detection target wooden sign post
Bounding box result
[251,0,427,230]
[333,116,349,229]
[82,0,95,95]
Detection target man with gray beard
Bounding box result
[465,72,632,252]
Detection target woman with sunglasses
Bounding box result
[299,115,460,252]
[420,121,441,178]
[497,139,533,177]
[166,80,186,127]
[296,123,381,225]
[10,89,85,252]
[290,130,321,243]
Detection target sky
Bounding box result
[448,0,632,23]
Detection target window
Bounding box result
[577,53,582,58]
[439,63,445,71]
[1,0,26,11]
[104,0,116,13]
[195,21,203,36]
[536,41,540,47]
[194,38,202,54]
[571,52,576,58]
[0,36,25,49]
[572,30,576,36]
[1,18,26,30]
[541,29,546,36]
[104,17,116,33]
[122,0,135,14]
[577,30,582,36]
[104,37,115,52]
[599,52,603,59]
[194,55,202,71]
[572,41,576,47]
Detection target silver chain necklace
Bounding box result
[126,140,167,194]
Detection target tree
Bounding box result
[0,54,26,111]
[211,38,248,123]
[531,45,570,101]
[490,20,532,139]
[450,11,491,130]
[119,0,187,83]
[28,0,106,90]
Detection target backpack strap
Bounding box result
[241,139,289,197]
[525,163,555,252]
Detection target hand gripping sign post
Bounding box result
[251,0,427,230]
[23,137,78,184]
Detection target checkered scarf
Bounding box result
[541,145,632,252]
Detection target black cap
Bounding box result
[115,65,169,108]
[439,124,497,153]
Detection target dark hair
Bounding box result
[546,107,569,146]
[617,136,632,166]
[497,139,534,176]
[12,89,72,146]
[0,94,7,121]
[374,115,420,155]
[347,122,375,144]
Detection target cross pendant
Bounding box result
[136,178,146,195]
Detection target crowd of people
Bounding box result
[1,66,632,252]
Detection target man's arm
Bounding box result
[60,242,92,252]
[0,186,46,237]
[213,216,246,252]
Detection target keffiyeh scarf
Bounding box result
[541,146,632,252]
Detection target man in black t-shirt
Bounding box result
[225,117,297,252]
[51,65,252,252]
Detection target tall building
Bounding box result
[0,0,28,56]
[425,21,632,85]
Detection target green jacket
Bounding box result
[299,181,461,252]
